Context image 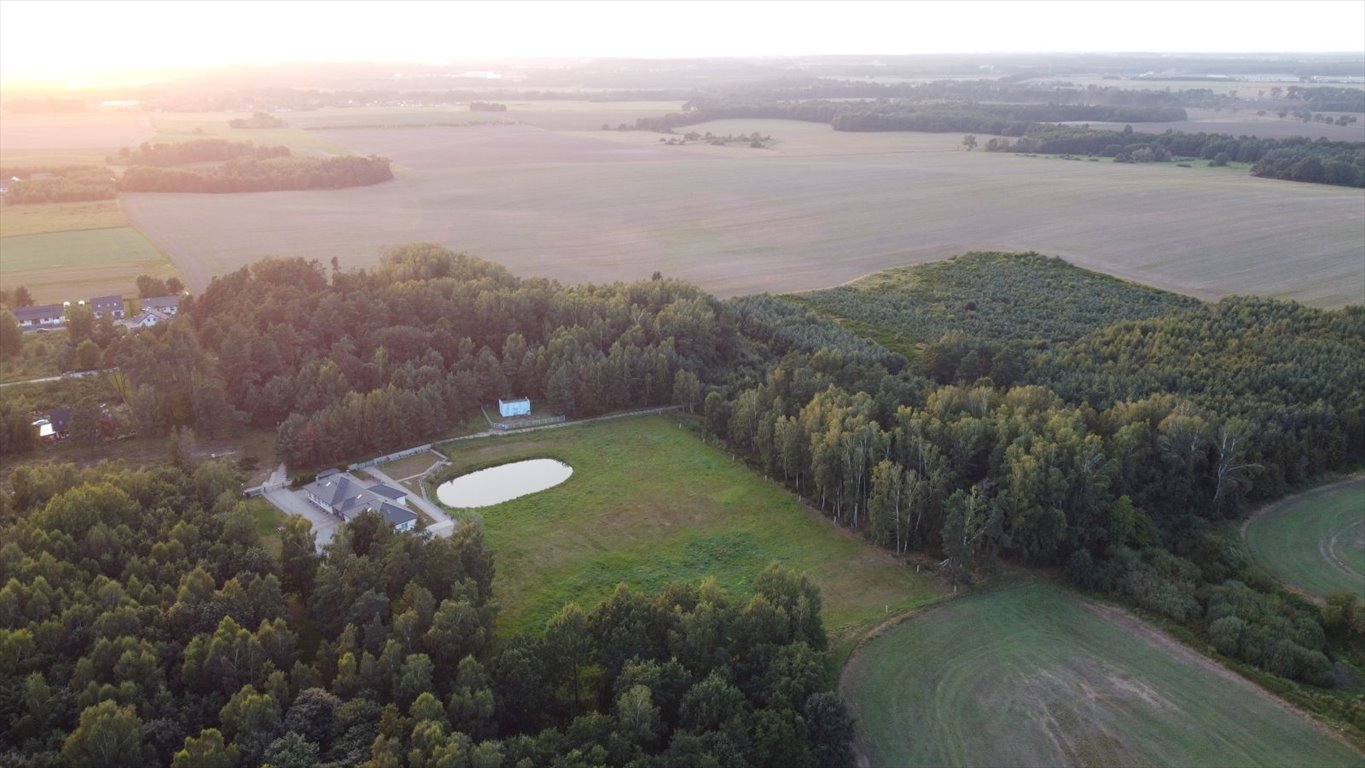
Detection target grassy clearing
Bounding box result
[434,416,945,654]
[246,498,287,558]
[1245,477,1365,599]
[841,581,1363,768]
[0,226,177,303]
[122,120,1365,307]
[0,199,128,238]
[377,450,444,482]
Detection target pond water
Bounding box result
[436,458,573,508]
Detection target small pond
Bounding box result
[436,458,573,508]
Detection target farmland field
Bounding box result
[122,119,1365,307]
[841,581,1363,768]
[434,416,946,653]
[279,101,684,132]
[0,199,128,238]
[1244,477,1365,599]
[0,110,156,157]
[0,226,177,303]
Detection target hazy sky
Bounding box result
[2,0,1363,86]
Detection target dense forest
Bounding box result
[117,156,394,194]
[4,247,1363,752]
[0,166,115,205]
[0,461,851,766]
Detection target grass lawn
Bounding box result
[0,199,128,238]
[0,226,178,303]
[245,498,287,558]
[840,581,1364,768]
[1245,477,1365,599]
[434,415,945,656]
[377,450,444,482]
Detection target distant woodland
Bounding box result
[112,140,394,194]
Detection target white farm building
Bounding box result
[498,398,531,418]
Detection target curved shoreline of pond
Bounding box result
[435,458,573,508]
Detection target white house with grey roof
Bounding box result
[88,295,126,320]
[13,304,64,329]
[302,469,417,531]
[140,295,180,314]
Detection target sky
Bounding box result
[2,0,1363,86]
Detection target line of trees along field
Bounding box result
[0,166,116,205]
[0,460,851,766]
[986,127,1365,186]
[3,246,1362,749]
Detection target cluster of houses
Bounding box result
[12,295,180,331]
[303,469,419,532]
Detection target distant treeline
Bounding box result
[118,155,394,193]
[469,101,508,112]
[683,79,1232,110]
[0,166,115,205]
[987,128,1365,187]
[228,112,287,128]
[114,138,291,167]
[1285,85,1365,113]
[635,100,1186,136]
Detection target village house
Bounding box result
[302,469,418,531]
[13,304,65,330]
[124,308,174,329]
[88,295,126,320]
[498,397,531,418]
[140,295,180,315]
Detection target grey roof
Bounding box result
[306,472,415,527]
[304,473,370,516]
[140,296,179,310]
[368,483,406,500]
[13,304,63,322]
[379,502,418,528]
[499,397,530,405]
[89,295,123,309]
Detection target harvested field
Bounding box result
[841,581,1364,768]
[1245,477,1365,599]
[0,110,156,153]
[0,226,177,303]
[121,119,1365,307]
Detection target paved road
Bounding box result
[263,487,340,553]
[366,465,456,537]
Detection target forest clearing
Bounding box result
[434,415,947,655]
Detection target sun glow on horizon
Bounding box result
[2,0,1362,91]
